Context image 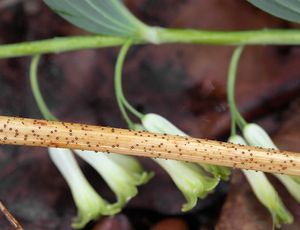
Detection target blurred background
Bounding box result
[0,0,300,229]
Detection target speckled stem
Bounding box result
[0,116,299,176]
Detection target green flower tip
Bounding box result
[181,170,220,212]
[155,159,219,212]
[271,198,294,228]
[200,164,231,181]
[71,190,116,229]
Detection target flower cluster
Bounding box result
[49,147,152,228]
[226,46,300,227]
[139,113,229,211]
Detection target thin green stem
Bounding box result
[156,28,300,45]
[114,39,143,119]
[115,43,132,128]
[0,36,131,59]
[227,46,247,131]
[30,55,57,121]
[230,115,237,137]
[3,29,300,58]
[115,40,143,128]
[122,99,143,119]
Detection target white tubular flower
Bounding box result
[141,113,220,211]
[74,150,153,209]
[243,123,300,204]
[142,113,231,180]
[243,170,293,227]
[243,123,277,149]
[142,113,187,136]
[228,135,293,227]
[48,148,117,229]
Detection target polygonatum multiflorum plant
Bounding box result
[1,0,300,228]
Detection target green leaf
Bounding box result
[248,0,300,23]
[43,0,154,39]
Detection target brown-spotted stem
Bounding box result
[0,116,299,176]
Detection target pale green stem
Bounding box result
[227,46,247,132]
[1,36,130,59]
[114,40,143,128]
[2,28,300,58]
[155,28,300,45]
[30,55,57,121]
[114,40,143,120]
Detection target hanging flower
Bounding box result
[228,135,293,227]
[48,148,118,229]
[140,113,220,211]
[74,150,153,209]
[243,123,300,202]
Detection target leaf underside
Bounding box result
[248,0,300,23]
[43,0,146,37]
